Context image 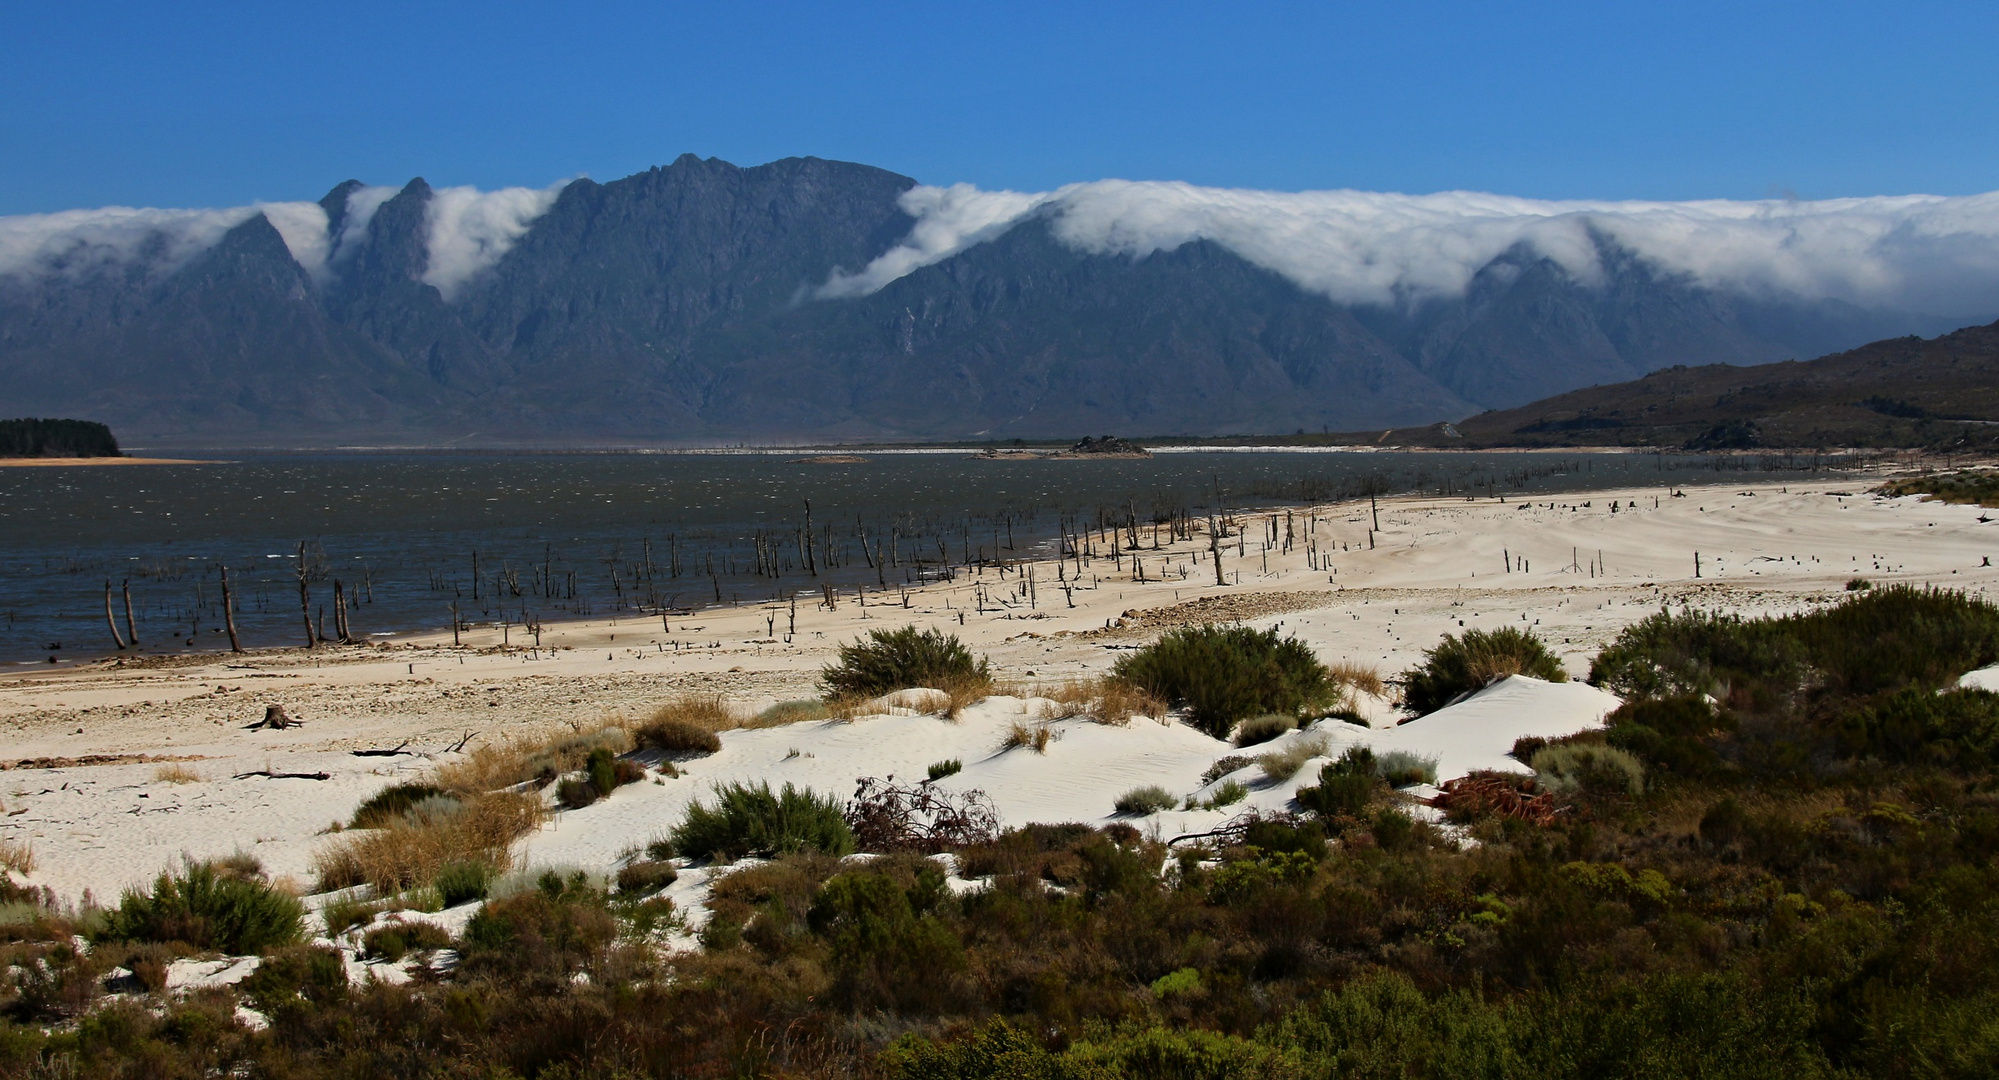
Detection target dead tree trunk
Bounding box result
[296,542,314,649]
[104,582,126,650]
[333,580,350,643]
[221,566,242,652]
[122,580,139,646]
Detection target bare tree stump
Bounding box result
[245,704,300,730]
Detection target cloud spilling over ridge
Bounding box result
[822,181,1999,314]
[0,180,569,299]
[420,182,568,300]
[0,203,329,282]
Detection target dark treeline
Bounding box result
[0,418,119,458]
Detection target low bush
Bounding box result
[926,758,962,781]
[1022,676,1168,725]
[1204,779,1248,809]
[238,944,347,1018]
[1375,749,1438,787]
[635,717,721,757]
[349,782,448,829]
[1202,755,1255,786]
[1111,624,1337,739]
[1400,627,1566,716]
[98,860,304,955]
[615,860,678,896]
[1605,695,1733,776]
[319,894,381,936]
[459,887,618,982]
[435,860,494,907]
[1532,742,1646,798]
[671,782,855,862]
[1236,713,1298,747]
[1258,732,1333,782]
[999,720,1053,753]
[361,919,451,962]
[821,626,992,700]
[1295,747,1381,821]
[1114,785,1178,815]
[1840,687,1999,766]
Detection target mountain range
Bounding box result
[0,155,1983,446]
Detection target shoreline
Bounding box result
[5,474,1995,901]
[0,456,219,467]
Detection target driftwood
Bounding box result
[350,740,411,757]
[244,704,300,730]
[445,732,475,753]
[233,769,331,781]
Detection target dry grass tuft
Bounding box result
[433,722,632,795]
[0,838,34,875]
[153,763,204,784]
[1017,676,1166,726]
[314,792,541,894]
[1327,661,1387,700]
[1258,732,1333,783]
[646,694,737,731]
[1000,720,1054,754]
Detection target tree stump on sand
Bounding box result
[245,704,300,730]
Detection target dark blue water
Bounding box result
[0,448,1856,664]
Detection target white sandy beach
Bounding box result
[3,476,1995,907]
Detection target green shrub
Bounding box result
[615,860,678,896]
[926,758,962,781]
[588,748,618,797]
[1114,785,1178,815]
[1370,808,1417,850]
[1605,695,1732,776]
[98,861,304,954]
[1295,748,1382,821]
[1593,586,1999,703]
[634,717,721,756]
[1840,687,1999,766]
[556,777,600,809]
[1847,577,1873,591]
[1235,713,1297,747]
[1258,733,1333,782]
[350,782,448,829]
[361,920,450,962]
[434,860,494,907]
[1202,755,1255,786]
[1151,967,1202,998]
[459,889,618,981]
[239,944,347,1017]
[1111,624,1336,739]
[821,626,991,698]
[319,894,381,935]
[1400,627,1566,715]
[1204,779,1248,809]
[808,867,965,1012]
[670,782,855,862]
[1374,750,1438,787]
[1531,742,1646,798]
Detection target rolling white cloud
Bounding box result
[419,182,568,300]
[0,180,569,299]
[824,181,1999,314]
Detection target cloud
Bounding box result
[420,182,568,300]
[821,181,1999,314]
[815,182,1054,298]
[0,203,327,283]
[0,179,568,299]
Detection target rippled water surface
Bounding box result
[0,449,1851,664]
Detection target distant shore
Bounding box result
[0,456,215,467]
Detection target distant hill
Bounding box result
[0,418,121,458]
[1349,319,1999,450]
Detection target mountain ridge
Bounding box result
[0,155,1983,446]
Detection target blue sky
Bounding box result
[2,0,1994,213]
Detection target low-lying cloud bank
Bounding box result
[8,173,1999,315]
[0,180,568,300]
[820,181,1999,314]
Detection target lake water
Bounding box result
[0,448,1855,664]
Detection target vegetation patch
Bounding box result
[97,860,303,955]
[1400,626,1566,715]
[671,781,855,862]
[1111,623,1339,738]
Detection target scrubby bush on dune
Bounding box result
[1114,785,1178,816]
[1400,627,1566,716]
[1531,741,1645,798]
[349,782,448,830]
[637,695,732,755]
[1295,747,1381,822]
[1258,732,1332,782]
[314,791,541,895]
[671,781,855,862]
[435,860,495,907]
[1593,585,1999,704]
[97,860,303,955]
[1374,750,1439,788]
[821,626,992,701]
[1235,713,1298,747]
[1111,624,1338,739]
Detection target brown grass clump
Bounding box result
[1017,676,1166,726]
[0,838,34,875]
[152,763,204,784]
[433,723,632,794]
[635,696,732,756]
[313,792,540,894]
[1326,661,1387,700]
[1000,721,1054,754]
